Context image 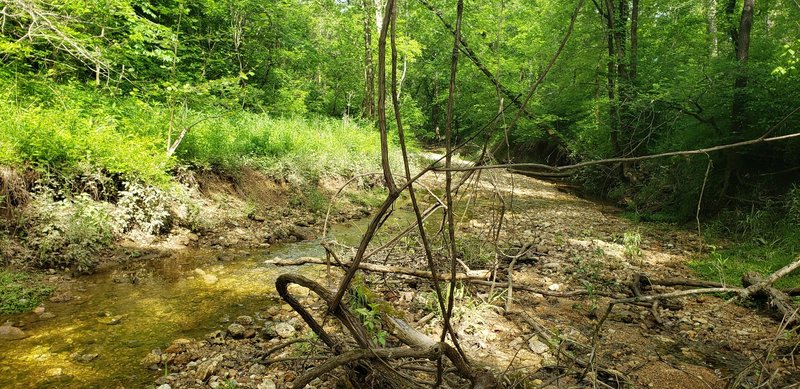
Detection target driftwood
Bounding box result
[742,271,800,327]
[275,273,496,389]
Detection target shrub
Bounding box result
[26,193,114,272]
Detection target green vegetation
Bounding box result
[0,270,53,314]
[691,195,800,288]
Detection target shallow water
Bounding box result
[0,214,395,388]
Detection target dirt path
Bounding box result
[142,169,798,388]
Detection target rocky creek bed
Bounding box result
[2,171,799,388]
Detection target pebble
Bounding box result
[39,312,56,320]
[528,338,549,354]
[257,379,277,389]
[227,324,246,339]
[275,323,295,339]
[235,315,254,326]
[156,385,171,389]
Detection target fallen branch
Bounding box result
[266,256,491,281]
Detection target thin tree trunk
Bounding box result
[630,0,638,80]
[731,0,754,134]
[707,0,719,57]
[361,0,375,119]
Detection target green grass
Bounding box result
[0,270,54,313]
[0,78,409,187]
[690,224,800,289]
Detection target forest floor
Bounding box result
[140,169,799,389]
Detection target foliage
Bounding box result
[24,192,115,273]
[0,270,54,314]
[622,230,643,261]
[348,277,391,346]
[114,182,173,235]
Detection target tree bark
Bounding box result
[361,0,375,119]
[731,0,754,134]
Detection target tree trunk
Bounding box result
[707,0,719,57]
[361,0,375,119]
[630,0,638,80]
[731,0,754,134]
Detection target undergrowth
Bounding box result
[690,188,800,289]
[0,270,53,313]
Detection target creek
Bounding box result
[0,214,402,388]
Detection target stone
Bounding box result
[0,325,27,340]
[206,330,226,345]
[46,368,63,376]
[165,338,192,354]
[235,315,254,326]
[227,324,246,339]
[203,274,219,285]
[140,351,162,368]
[248,363,266,375]
[33,306,46,314]
[76,353,99,363]
[156,385,172,389]
[39,312,56,320]
[528,338,550,354]
[274,323,295,339]
[196,355,222,381]
[547,283,561,291]
[257,379,277,389]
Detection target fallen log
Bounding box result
[742,272,800,327]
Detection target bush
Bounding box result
[25,193,114,272]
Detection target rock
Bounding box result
[203,274,219,285]
[244,329,257,339]
[0,325,27,340]
[97,314,126,325]
[73,353,99,363]
[283,371,297,382]
[165,338,192,354]
[249,363,266,375]
[196,355,223,381]
[49,293,72,303]
[140,351,162,368]
[536,245,550,254]
[528,338,550,354]
[227,324,246,339]
[156,385,172,389]
[274,323,295,339]
[257,379,277,389]
[33,306,46,314]
[46,368,63,376]
[39,312,56,320]
[206,330,226,345]
[547,283,561,291]
[235,315,254,326]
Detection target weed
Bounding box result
[348,277,391,346]
[623,229,643,262]
[0,270,54,313]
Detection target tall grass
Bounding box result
[0,79,408,187]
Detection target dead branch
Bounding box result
[266,257,491,281]
[434,130,800,174]
[742,271,800,327]
[276,273,495,388]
